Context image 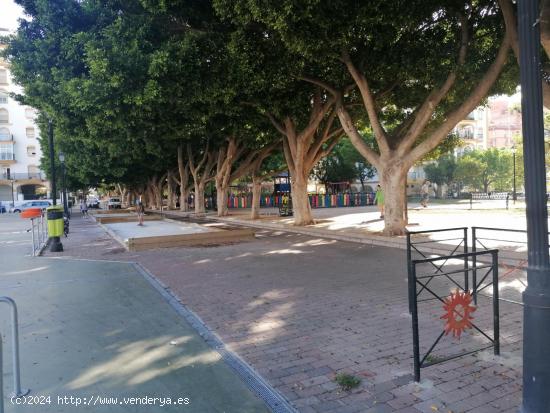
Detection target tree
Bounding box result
[213,11,348,225]
[217,0,516,234]
[424,155,458,187]
[454,148,513,192]
[312,137,375,193]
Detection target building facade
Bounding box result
[486,95,522,149]
[0,29,49,205]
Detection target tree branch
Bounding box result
[336,105,381,169]
[298,96,335,142]
[306,109,338,167]
[405,32,511,164]
[341,50,390,153]
[399,13,469,153]
[298,76,339,97]
[282,137,295,174]
[265,112,287,136]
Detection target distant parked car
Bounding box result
[87,197,100,209]
[107,197,122,209]
[12,200,51,213]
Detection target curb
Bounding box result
[132,262,298,413]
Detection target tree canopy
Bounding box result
[3,0,522,231]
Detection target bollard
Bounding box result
[46,205,64,252]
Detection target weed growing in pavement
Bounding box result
[334,373,361,391]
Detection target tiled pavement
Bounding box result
[43,214,523,412]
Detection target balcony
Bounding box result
[0,172,47,181]
[0,153,15,163]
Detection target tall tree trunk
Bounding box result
[177,146,191,212]
[216,183,229,216]
[154,179,163,210]
[379,166,408,236]
[180,187,190,212]
[195,181,206,214]
[146,185,154,209]
[267,95,342,227]
[214,136,251,217]
[188,143,217,215]
[166,170,175,210]
[290,170,313,226]
[251,175,262,220]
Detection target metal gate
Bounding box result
[409,249,500,381]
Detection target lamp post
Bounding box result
[48,120,57,206]
[512,146,517,203]
[47,119,63,252]
[10,177,14,211]
[518,1,550,411]
[58,152,68,216]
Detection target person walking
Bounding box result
[80,200,88,216]
[137,200,145,226]
[421,180,430,207]
[374,184,384,219]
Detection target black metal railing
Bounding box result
[410,249,500,382]
[471,226,533,305]
[470,192,510,210]
[0,172,46,180]
[406,227,469,313]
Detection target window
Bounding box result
[0,69,7,84]
[28,165,39,177]
[0,128,9,141]
[0,89,7,104]
[27,146,36,157]
[0,143,14,161]
[26,127,35,139]
[0,109,8,124]
[457,126,473,139]
[25,108,35,119]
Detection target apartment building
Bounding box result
[0,28,49,204]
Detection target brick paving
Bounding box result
[43,213,524,412]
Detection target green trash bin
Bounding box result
[46,205,64,237]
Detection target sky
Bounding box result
[0,0,25,33]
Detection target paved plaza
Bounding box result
[35,207,526,413]
[0,215,271,412]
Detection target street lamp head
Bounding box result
[58,152,65,162]
[511,146,517,154]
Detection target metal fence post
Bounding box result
[410,263,421,382]
[492,251,500,356]
[407,232,413,314]
[470,193,473,210]
[30,219,36,257]
[0,298,29,398]
[472,227,477,304]
[463,228,469,291]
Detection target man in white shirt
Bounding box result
[421,180,430,207]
